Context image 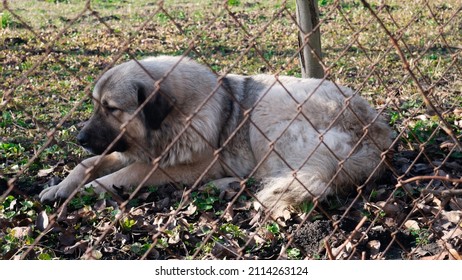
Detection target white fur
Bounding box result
[40,56,393,219]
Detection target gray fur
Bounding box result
[40,56,393,217]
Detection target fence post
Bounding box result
[296,0,324,78]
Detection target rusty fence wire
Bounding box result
[1,0,461,260]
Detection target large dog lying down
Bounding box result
[39,56,392,216]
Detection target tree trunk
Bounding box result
[296,0,324,78]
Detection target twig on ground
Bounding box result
[397,175,462,186]
[422,188,462,197]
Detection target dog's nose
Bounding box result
[76,131,89,147]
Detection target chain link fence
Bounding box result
[1,0,461,260]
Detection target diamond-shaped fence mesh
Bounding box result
[1,0,461,260]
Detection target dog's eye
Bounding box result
[101,100,119,113]
[105,105,119,113]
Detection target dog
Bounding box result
[39,55,392,217]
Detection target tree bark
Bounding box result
[296,0,324,78]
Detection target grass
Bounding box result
[1,11,13,28]
[1,0,461,260]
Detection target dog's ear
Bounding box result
[137,84,173,130]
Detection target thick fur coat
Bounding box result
[40,56,393,216]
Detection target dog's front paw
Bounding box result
[39,183,76,203]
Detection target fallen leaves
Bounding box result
[35,210,49,231]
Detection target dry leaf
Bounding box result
[442,226,462,241]
[376,201,401,217]
[64,240,89,255]
[441,210,462,224]
[449,198,462,211]
[11,226,32,239]
[181,203,197,216]
[404,220,420,231]
[449,249,461,260]
[35,210,49,231]
[420,251,449,260]
[212,242,239,258]
[367,240,381,259]
[37,167,55,177]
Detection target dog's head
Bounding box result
[77,59,175,157]
[77,56,226,166]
